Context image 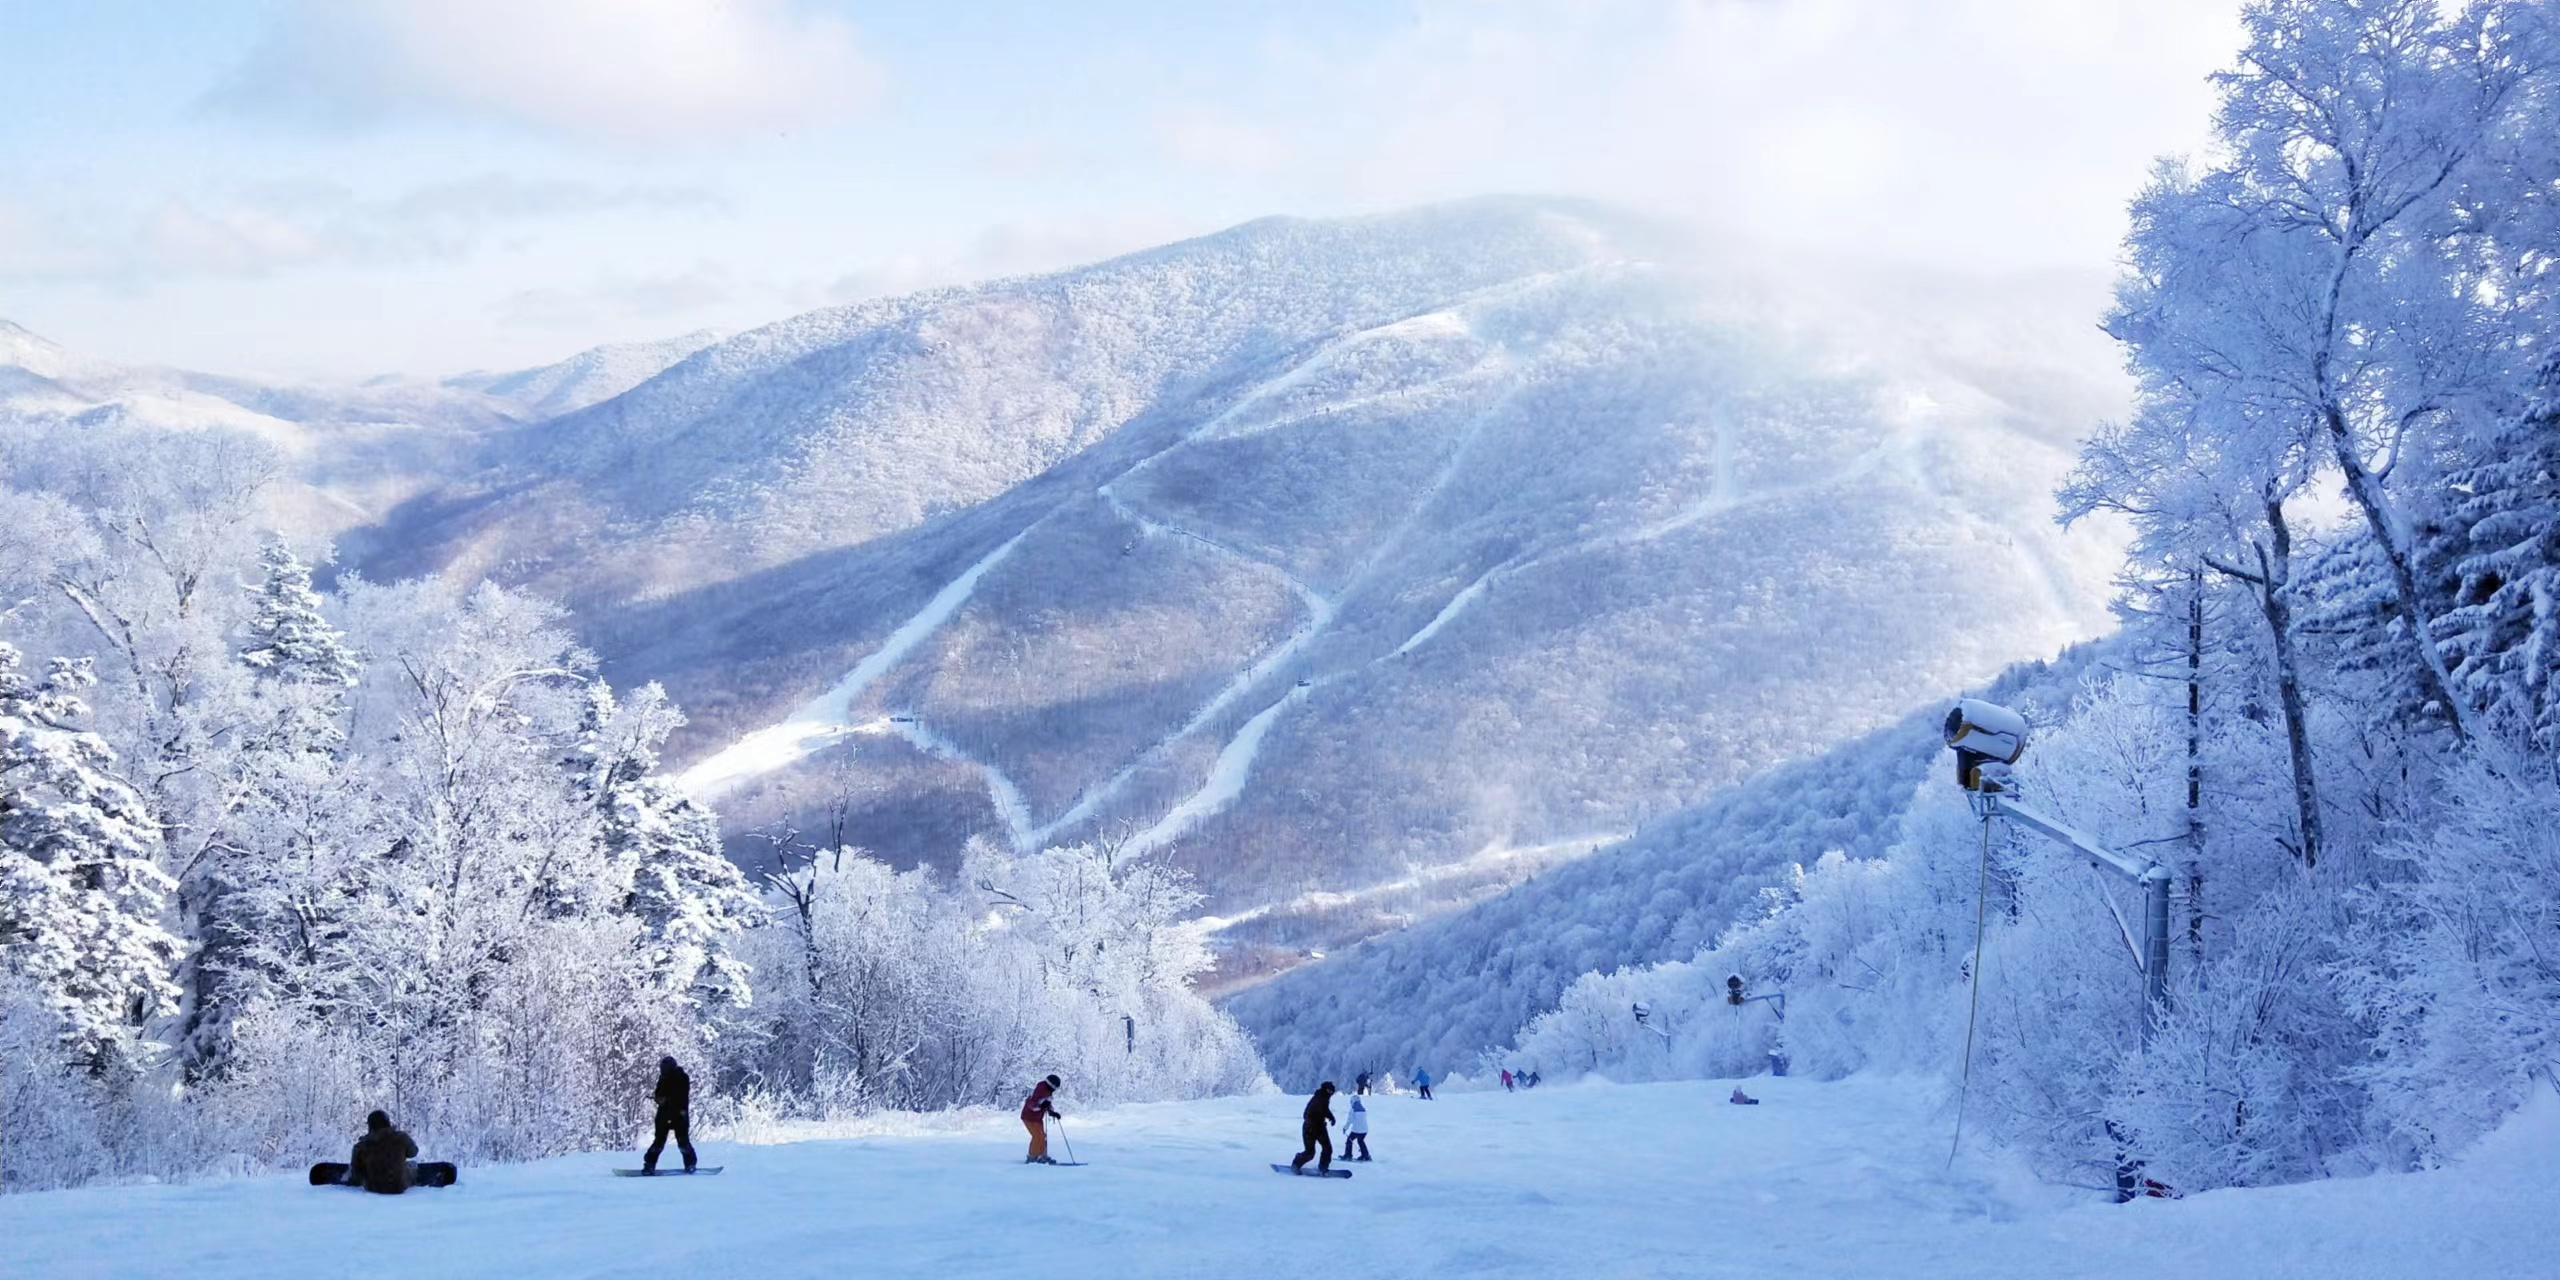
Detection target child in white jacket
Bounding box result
[1344,1095,1372,1161]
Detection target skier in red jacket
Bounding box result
[1021,1074,1063,1164]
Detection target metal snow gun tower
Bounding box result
[1944,699,2172,1042]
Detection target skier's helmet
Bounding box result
[1045,1074,1061,1089]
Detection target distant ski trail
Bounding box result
[680,269,1576,823]
[1099,484,1329,621]
[1122,686,1306,857]
[1027,489,1333,848]
[674,529,1032,800]
[1392,562,1510,657]
[881,716,1037,851]
[1386,400,1923,658]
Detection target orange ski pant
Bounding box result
[1024,1116,1048,1161]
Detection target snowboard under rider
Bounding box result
[1022,1074,1063,1164]
[348,1110,420,1195]
[644,1055,697,1174]
[1343,1094,1372,1162]
[1290,1081,1339,1174]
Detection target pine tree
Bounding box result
[615,777,763,1007]
[575,682,762,1008]
[0,644,182,1072]
[238,543,359,689]
[181,543,365,1077]
[2432,351,2560,753]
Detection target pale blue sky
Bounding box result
[0,1,2241,380]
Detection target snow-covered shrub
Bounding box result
[728,835,1265,1118]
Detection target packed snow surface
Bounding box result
[7,1077,2549,1279]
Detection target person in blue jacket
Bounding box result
[1412,1067,1434,1100]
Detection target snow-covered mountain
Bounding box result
[1223,642,2103,1084]
[342,197,2130,973]
[444,330,723,420]
[0,320,525,537]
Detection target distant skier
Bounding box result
[1343,1094,1372,1162]
[1022,1074,1064,1164]
[644,1055,698,1174]
[1355,1071,1371,1096]
[1290,1081,1339,1174]
[1501,1068,1514,1092]
[348,1110,419,1194]
[1412,1067,1433,1100]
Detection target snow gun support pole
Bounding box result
[1944,699,2171,1041]
[1946,700,2172,1203]
[1971,794,2172,1039]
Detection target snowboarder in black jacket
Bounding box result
[349,1110,419,1194]
[644,1055,697,1174]
[1290,1081,1339,1174]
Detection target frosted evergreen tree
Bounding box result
[238,543,359,691]
[181,543,364,1077]
[2431,351,2560,753]
[0,644,182,1072]
[576,682,762,1008]
[616,778,763,1007]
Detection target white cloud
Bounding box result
[0,177,720,283]
[1160,0,2242,272]
[496,264,736,330]
[220,0,879,141]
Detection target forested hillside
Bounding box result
[1469,0,2560,1200]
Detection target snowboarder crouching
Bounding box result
[1343,1094,1371,1161]
[1022,1074,1063,1164]
[1290,1081,1339,1174]
[1730,1087,1760,1106]
[349,1110,420,1194]
[644,1055,697,1174]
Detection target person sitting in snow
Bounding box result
[644,1055,698,1174]
[1343,1093,1372,1162]
[1022,1074,1064,1164]
[348,1110,420,1194]
[1290,1081,1339,1174]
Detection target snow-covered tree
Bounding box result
[2430,350,2560,752]
[238,543,359,690]
[0,644,181,1072]
[181,542,366,1077]
[574,682,763,1009]
[2107,0,2560,743]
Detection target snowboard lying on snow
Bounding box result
[308,1162,458,1188]
[1272,1164,1353,1179]
[613,1167,724,1176]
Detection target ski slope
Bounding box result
[5,1077,2547,1279]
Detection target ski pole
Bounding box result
[1054,1116,1077,1165]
